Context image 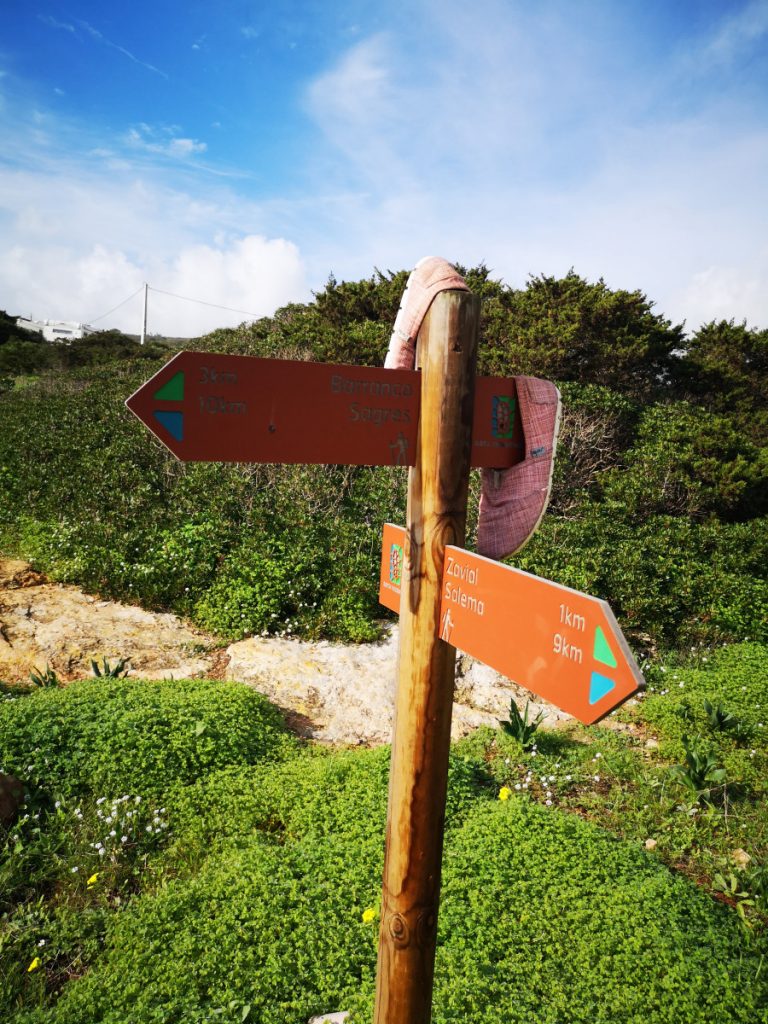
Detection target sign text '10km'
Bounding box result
[126,351,526,469]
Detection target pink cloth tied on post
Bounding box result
[385,257,561,561]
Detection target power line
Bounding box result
[148,285,261,319]
[86,286,144,325]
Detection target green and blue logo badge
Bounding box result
[589,625,618,704]
[491,396,515,439]
[389,543,403,586]
[152,371,185,442]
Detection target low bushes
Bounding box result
[0,677,292,799]
[428,799,766,1024]
[1,675,766,1023]
[35,777,768,1024]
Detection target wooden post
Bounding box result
[374,289,480,1024]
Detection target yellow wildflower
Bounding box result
[87,873,99,887]
[361,908,377,924]
[27,957,41,973]
[498,786,512,801]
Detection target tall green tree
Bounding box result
[676,319,768,441]
[478,271,685,396]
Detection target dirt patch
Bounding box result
[0,556,582,746]
[0,558,217,683]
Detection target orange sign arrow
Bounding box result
[379,524,643,724]
[126,351,523,468]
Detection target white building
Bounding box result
[16,317,96,343]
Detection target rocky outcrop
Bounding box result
[0,559,213,682]
[0,558,571,747]
[224,626,569,745]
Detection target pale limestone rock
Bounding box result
[455,654,569,729]
[225,624,569,745]
[0,559,212,683]
[1,557,574,746]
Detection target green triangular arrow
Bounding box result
[593,625,618,668]
[154,371,184,402]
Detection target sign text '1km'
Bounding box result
[125,350,524,469]
[380,523,644,725]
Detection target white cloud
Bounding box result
[307,34,391,125]
[168,137,207,157]
[1,234,306,338]
[151,235,306,335]
[296,13,768,332]
[38,15,77,35]
[699,0,768,67]
[0,161,309,337]
[675,261,768,329]
[304,35,414,190]
[126,124,207,160]
[78,20,168,79]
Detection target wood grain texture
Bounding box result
[373,290,480,1024]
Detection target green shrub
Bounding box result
[0,677,292,799]
[164,745,491,865]
[601,403,768,521]
[639,643,768,750]
[36,785,767,1024]
[27,746,487,1024]
[193,534,329,640]
[47,832,379,1024]
[515,508,768,649]
[425,800,766,1024]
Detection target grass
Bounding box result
[0,647,766,1022]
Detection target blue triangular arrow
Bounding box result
[589,671,616,705]
[153,410,184,442]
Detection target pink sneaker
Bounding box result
[477,376,561,559]
[386,258,561,560]
[384,257,469,369]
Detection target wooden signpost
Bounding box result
[126,351,524,469]
[379,524,643,725]
[127,288,643,1024]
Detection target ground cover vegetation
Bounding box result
[1,268,767,1019]
[0,268,765,648]
[0,652,766,1023]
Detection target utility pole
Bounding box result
[140,282,148,346]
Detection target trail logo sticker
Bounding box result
[389,543,403,586]
[491,396,516,439]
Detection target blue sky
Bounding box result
[1,0,767,336]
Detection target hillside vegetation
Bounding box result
[0,268,767,1021]
[1,647,767,1022]
[0,268,765,650]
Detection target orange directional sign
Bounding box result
[379,524,643,724]
[126,352,523,468]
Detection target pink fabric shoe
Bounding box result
[477,375,561,559]
[384,257,469,369]
[386,258,561,560]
